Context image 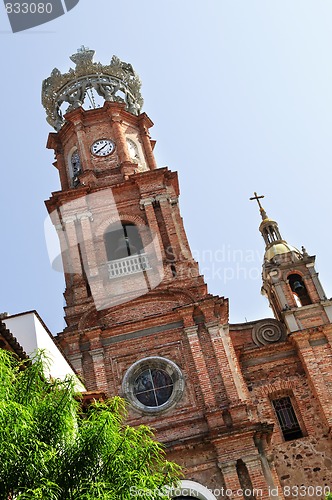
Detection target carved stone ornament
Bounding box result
[42,46,143,131]
[252,319,286,347]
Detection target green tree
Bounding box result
[0,349,181,499]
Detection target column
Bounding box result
[219,461,244,500]
[140,197,166,260]
[138,116,157,170]
[155,194,181,261]
[77,211,98,277]
[70,353,84,380]
[90,348,108,393]
[273,282,288,310]
[62,215,89,302]
[54,220,71,275]
[55,147,69,191]
[110,113,131,163]
[242,455,277,500]
[306,263,326,301]
[62,216,83,275]
[208,323,249,404]
[74,122,93,171]
[255,435,284,500]
[169,198,192,259]
[184,326,216,409]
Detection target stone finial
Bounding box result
[69,46,95,67]
[301,246,309,257]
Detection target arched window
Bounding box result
[288,273,311,306]
[272,396,303,441]
[122,357,184,414]
[104,222,152,279]
[104,223,144,261]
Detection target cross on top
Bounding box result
[250,192,267,220]
[250,192,264,210]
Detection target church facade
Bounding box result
[42,48,332,499]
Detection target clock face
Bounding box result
[91,139,115,157]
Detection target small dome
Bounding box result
[259,217,276,227]
[265,242,302,261]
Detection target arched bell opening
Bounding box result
[104,222,144,262]
[288,273,312,307]
[104,222,151,279]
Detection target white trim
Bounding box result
[170,480,218,500]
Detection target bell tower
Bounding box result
[43,49,285,499]
[44,47,205,328]
[251,193,332,333]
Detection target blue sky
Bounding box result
[0,1,331,334]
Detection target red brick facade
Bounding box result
[46,100,332,500]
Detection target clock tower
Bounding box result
[43,48,291,500]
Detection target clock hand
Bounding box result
[95,143,108,154]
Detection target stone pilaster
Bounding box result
[290,331,332,428]
[138,116,157,170]
[110,112,131,164]
[306,263,327,301]
[77,211,98,277]
[208,323,249,405]
[71,117,93,172]
[90,348,108,393]
[140,197,166,260]
[219,461,244,500]
[184,325,216,409]
[54,148,69,191]
[155,194,182,263]
[69,352,84,380]
[242,454,277,500]
[62,216,83,276]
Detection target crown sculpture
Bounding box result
[42,46,143,131]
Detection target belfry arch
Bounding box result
[104,222,144,261]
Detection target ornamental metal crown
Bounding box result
[42,46,143,131]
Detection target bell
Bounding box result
[293,281,304,292]
[114,236,138,259]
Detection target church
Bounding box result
[2,47,332,500]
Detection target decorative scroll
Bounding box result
[252,319,286,347]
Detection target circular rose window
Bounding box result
[122,357,184,414]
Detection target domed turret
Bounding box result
[250,192,302,264]
[250,192,330,330]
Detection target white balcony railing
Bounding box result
[107,253,151,279]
